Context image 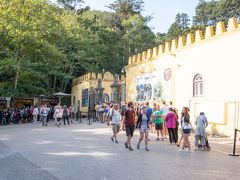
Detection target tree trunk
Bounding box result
[53,75,57,92]
[14,52,20,89]
[14,70,20,89]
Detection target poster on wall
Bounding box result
[135,70,171,102]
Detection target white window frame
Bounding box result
[193,74,204,97]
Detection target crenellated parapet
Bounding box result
[72,71,114,85]
[127,17,240,66]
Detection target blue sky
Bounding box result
[50,0,202,33]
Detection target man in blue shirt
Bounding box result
[145,102,153,133]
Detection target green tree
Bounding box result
[193,0,219,26]
[166,13,190,40]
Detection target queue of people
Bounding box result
[106,101,209,153]
[0,103,76,127]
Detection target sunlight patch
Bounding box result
[45,151,115,157]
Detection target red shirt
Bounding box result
[124,109,135,126]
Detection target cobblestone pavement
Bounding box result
[0,120,240,180]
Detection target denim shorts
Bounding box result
[183,129,191,134]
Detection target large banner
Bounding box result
[135,70,172,102]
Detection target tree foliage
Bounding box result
[159,0,240,44]
[0,0,156,97]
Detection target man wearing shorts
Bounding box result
[153,107,164,141]
[110,104,121,144]
[123,102,135,151]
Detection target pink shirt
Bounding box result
[165,112,177,128]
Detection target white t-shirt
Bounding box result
[161,105,169,116]
[33,108,39,115]
[111,110,121,125]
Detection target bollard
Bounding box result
[229,129,240,156]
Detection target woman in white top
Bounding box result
[110,104,121,144]
[32,106,39,123]
[54,106,63,127]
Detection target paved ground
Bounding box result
[0,119,240,180]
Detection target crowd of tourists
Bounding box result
[104,101,209,152]
[0,100,210,152]
[0,104,76,127]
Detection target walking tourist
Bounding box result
[110,104,121,144]
[70,104,75,119]
[165,108,177,144]
[173,108,179,144]
[123,102,136,151]
[62,105,70,125]
[145,102,153,133]
[120,101,127,129]
[136,107,150,151]
[160,100,169,139]
[195,112,208,151]
[32,106,39,123]
[40,104,48,126]
[177,107,189,147]
[151,103,158,133]
[153,105,164,141]
[179,107,192,152]
[54,106,62,127]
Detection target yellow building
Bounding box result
[71,72,125,113]
[125,17,240,137]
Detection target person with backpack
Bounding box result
[136,107,150,151]
[110,104,121,144]
[123,102,136,151]
[62,105,70,125]
[195,112,208,151]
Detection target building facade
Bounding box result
[125,17,240,137]
[71,72,126,113]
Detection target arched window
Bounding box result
[193,74,204,97]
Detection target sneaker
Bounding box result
[185,148,192,153]
[145,147,149,151]
[137,143,140,149]
[129,146,133,151]
[201,147,205,151]
[187,149,192,153]
[124,142,128,149]
[179,149,184,152]
[115,140,118,144]
[155,138,160,141]
[111,137,114,142]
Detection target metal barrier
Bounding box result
[229,129,240,156]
